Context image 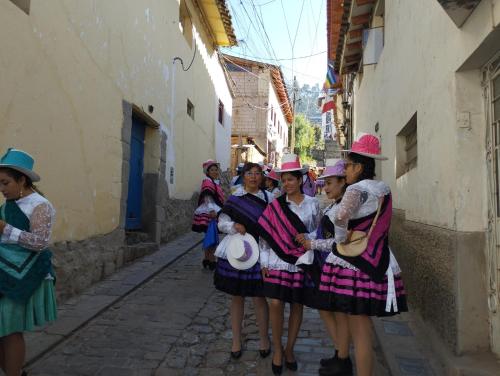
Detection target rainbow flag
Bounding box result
[323,61,339,91]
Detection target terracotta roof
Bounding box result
[215,0,237,46]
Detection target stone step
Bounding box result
[124,242,159,263]
[125,231,150,245]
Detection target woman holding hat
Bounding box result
[0,148,57,376]
[304,135,407,376]
[264,169,281,199]
[214,163,272,359]
[257,154,321,375]
[192,160,225,270]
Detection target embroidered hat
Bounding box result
[203,159,220,174]
[265,169,280,182]
[0,148,40,182]
[276,154,307,174]
[318,159,346,179]
[343,133,387,160]
[226,233,260,270]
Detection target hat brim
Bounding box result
[276,167,308,174]
[318,173,345,180]
[226,234,259,270]
[341,150,388,161]
[0,164,40,182]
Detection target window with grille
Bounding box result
[396,112,417,178]
[187,99,195,120]
[218,100,224,126]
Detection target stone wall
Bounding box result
[390,209,489,355]
[51,229,157,302]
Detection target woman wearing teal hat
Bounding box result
[0,148,57,376]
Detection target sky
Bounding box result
[221,0,327,89]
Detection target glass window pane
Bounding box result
[493,74,500,99]
[494,99,500,122]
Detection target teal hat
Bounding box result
[0,148,40,182]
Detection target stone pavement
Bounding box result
[26,231,391,376]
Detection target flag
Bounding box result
[323,61,339,91]
[321,95,335,113]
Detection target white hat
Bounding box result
[226,233,259,270]
[276,153,307,174]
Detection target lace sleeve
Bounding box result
[10,203,55,251]
[311,238,335,251]
[217,213,237,234]
[259,238,270,268]
[334,189,364,243]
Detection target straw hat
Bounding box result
[202,159,220,174]
[276,154,307,174]
[226,233,259,270]
[343,133,387,160]
[318,160,346,179]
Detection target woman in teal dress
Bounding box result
[0,148,57,376]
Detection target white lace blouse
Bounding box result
[1,192,56,251]
[260,195,321,272]
[215,187,273,260]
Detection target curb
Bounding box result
[25,232,204,367]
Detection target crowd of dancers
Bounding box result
[192,133,408,376]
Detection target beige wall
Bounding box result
[0,0,232,240]
[351,0,499,233]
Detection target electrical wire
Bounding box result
[220,49,326,62]
[173,42,197,71]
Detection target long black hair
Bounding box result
[347,152,376,182]
[0,167,44,196]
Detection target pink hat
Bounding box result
[343,134,387,160]
[202,159,219,174]
[265,169,280,182]
[277,154,307,174]
[318,160,346,179]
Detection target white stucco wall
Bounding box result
[351,0,499,232]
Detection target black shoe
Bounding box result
[259,348,271,358]
[202,259,210,269]
[22,372,28,376]
[285,359,298,371]
[208,261,216,271]
[320,352,338,367]
[319,356,353,376]
[271,362,283,375]
[230,350,242,359]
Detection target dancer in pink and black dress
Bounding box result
[192,160,225,270]
[257,154,321,375]
[303,134,408,376]
[214,163,272,360]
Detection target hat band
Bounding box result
[236,241,253,262]
[281,161,301,170]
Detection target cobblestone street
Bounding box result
[26,238,390,376]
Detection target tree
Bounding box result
[293,114,316,162]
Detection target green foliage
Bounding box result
[294,114,317,161]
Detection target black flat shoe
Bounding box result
[259,348,271,358]
[271,362,283,375]
[320,352,337,367]
[202,259,210,269]
[22,372,28,376]
[319,356,353,376]
[208,261,216,271]
[230,350,242,359]
[285,359,298,371]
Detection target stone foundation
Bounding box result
[390,209,489,355]
[51,229,157,302]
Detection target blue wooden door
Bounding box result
[125,118,145,230]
